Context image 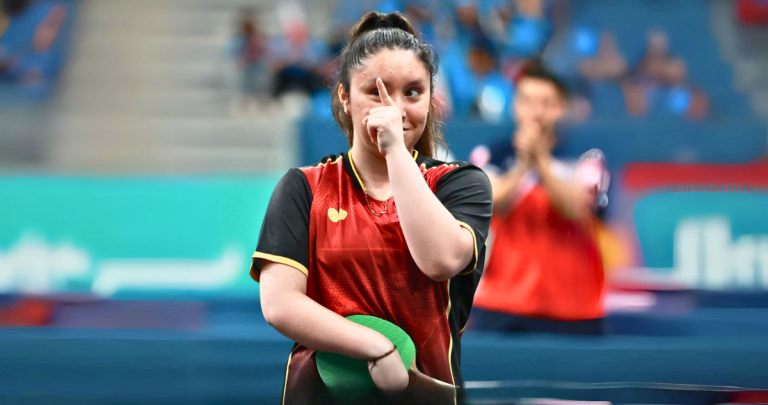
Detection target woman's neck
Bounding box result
[350,145,392,200]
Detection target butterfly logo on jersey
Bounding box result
[327,207,348,223]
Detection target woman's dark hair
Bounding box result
[331,11,445,158]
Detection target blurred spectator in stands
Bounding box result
[441,2,516,122]
[469,38,514,122]
[404,1,437,45]
[501,0,553,78]
[567,31,628,122]
[32,2,65,52]
[622,30,709,120]
[579,32,627,83]
[232,8,270,111]
[454,2,487,49]
[539,1,595,122]
[269,4,330,100]
[0,4,10,74]
[469,61,609,335]
[632,30,686,87]
[0,0,68,93]
[683,85,710,120]
[444,35,514,122]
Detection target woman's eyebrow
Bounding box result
[360,78,425,89]
[361,78,387,89]
[404,79,426,88]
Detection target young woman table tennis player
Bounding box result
[252,11,493,404]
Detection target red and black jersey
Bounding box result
[251,151,492,405]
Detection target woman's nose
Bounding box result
[390,95,405,111]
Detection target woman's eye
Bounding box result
[407,89,420,97]
[371,89,380,96]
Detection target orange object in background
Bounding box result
[0,298,54,327]
[595,220,632,276]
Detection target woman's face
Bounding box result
[340,48,431,155]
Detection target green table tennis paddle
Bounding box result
[316,315,416,404]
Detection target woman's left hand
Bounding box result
[363,77,406,156]
[368,347,409,398]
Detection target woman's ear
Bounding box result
[338,84,350,115]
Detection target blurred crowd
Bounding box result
[231,0,711,122]
[0,0,71,99]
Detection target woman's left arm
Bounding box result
[388,148,496,282]
[386,149,474,281]
[366,78,492,282]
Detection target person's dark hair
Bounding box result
[332,11,445,158]
[517,59,569,99]
[2,0,31,15]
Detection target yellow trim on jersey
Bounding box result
[315,154,343,168]
[446,279,457,400]
[457,221,479,275]
[419,163,460,173]
[251,252,309,282]
[348,150,419,194]
[348,151,367,193]
[281,346,298,405]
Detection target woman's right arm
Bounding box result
[259,262,409,395]
[260,262,392,359]
[256,168,408,396]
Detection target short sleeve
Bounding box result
[434,164,494,275]
[250,168,312,282]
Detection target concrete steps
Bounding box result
[47,0,297,173]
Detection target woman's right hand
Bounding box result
[368,345,409,398]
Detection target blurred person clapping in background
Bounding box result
[469,61,610,335]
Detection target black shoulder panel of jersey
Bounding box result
[251,168,313,280]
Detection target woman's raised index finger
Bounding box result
[376,77,395,106]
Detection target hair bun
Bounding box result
[373,19,395,29]
[349,11,417,43]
